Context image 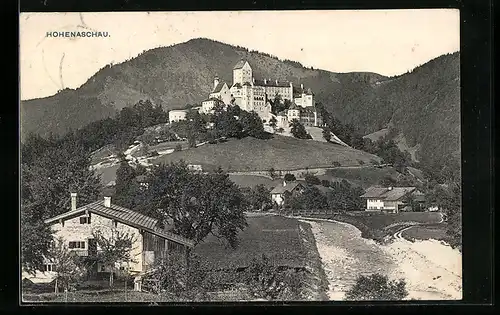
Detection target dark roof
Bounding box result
[202,97,223,103]
[254,79,291,88]
[360,186,418,201]
[232,83,242,88]
[243,82,252,86]
[212,82,227,93]
[44,200,194,247]
[233,60,247,70]
[270,181,303,194]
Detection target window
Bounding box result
[80,215,91,224]
[43,264,55,272]
[68,241,85,249]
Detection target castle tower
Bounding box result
[213,76,220,91]
[233,60,253,85]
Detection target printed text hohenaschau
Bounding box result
[46,31,110,38]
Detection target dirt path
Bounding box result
[300,218,462,301]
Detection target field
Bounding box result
[402,223,449,242]
[194,215,309,270]
[152,135,381,172]
[23,289,173,303]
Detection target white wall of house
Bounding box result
[366,198,384,210]
[169,110,188,123]
[51,212,144,273]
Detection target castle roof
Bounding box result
[233,60,247,70]
[254,79,291,88]
[212,82,227,93]
[242,82,252,86]
[232,83,242,89]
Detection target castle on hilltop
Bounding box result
[169,60,322,130]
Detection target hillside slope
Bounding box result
[151,135,381,172]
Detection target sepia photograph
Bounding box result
[19,10,462,303]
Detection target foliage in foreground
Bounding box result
[344,273,408,301]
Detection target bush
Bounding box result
[345,273,408,301]
[174,144,182,152]
[284,173,296,181]
[332,161,342,167]
[357,159,365,165]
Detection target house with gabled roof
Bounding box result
[360,186,425,213]
[26,192,194,287]
[270,181,305,207]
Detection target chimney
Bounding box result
[264,79,267,84]
[104,196,111,208]
[252,77,255,84]
[71,193,77,211]
[290,82,293,88]
[213,76,219,91]
[301,83,304,90]
[283,180,287,187]
[275,79,278,85]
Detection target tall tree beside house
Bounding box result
[269,116,278,132]
[284,173,296,182]
[92,229,137,288]
[21,135,102,273]
[289,119,312,140]
[49,237,87,294]
[300,186,328,210]
[245,184,273,211]
[304,173,321,186]
[327,180,365,211]
[114,160,141,209]
[134,162,248,248]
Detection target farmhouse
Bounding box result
[270,181,305,207]
[360,186,425,213]
[27,193,194,288]
[168,109,188,123]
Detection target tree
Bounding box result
[304,173,321,186]
[114,160,140,208]
[174,144,182,152]
[284,173,296,182]
[243,254,305,300]
[240,110,265,138]
[135,162,248,248]
[289,119,312,139]
[300,186,328,210]
[322,127,332,142]
[49,237,87,294]
[269,116,278,131]
[246,185,272,211]
[92,229,137,287]
[345,274,408,301]
[268,168,277,179]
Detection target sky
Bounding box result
[19,10,460,100]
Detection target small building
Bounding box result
[360,186,425,213]
[168,109,188,123]
[30,193,194,288]
[270,181,305,207]
[201,98,225,114]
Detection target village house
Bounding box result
[270,181,305,207]
[360,186,425,213]
[24,193,194,289]
[168,109,188,123]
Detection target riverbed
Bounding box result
[300,219,462,301]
